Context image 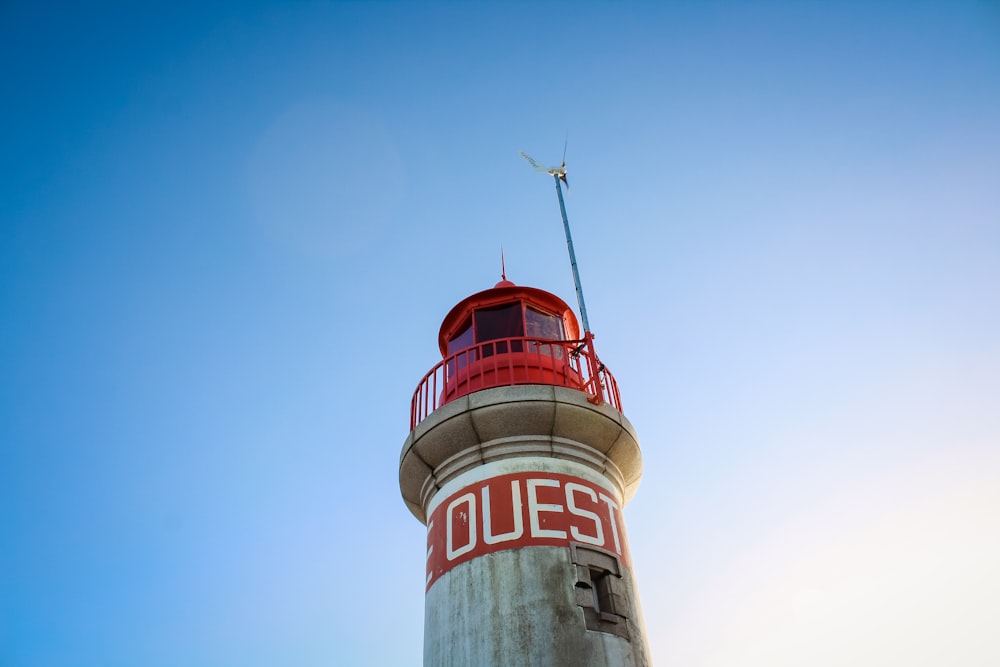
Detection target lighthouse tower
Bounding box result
[399,276,651,666]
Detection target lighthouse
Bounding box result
[399,274,652,666]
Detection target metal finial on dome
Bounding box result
[495,247,515,288]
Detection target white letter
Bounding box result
[446,493,477,560]
[426,520,435,586]
[527,478,567,539]
[566,482,604,546]
[483,480,524,544]
[598,493,622,554]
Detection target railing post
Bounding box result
[410,335,619,427]
[583,331,605,405]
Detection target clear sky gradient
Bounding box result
[2,2,998,666]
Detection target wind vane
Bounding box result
[519,147,591,333]
[520,150,569,190]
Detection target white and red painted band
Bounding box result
[425,471,630,591]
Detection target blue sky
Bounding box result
[2,2,998,665]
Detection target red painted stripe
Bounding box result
[425,472,629,591]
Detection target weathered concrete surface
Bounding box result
[424,545,651,667]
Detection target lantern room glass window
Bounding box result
[448,319,475,355]
[445,301,568,365]
[447,318,476,375]
[525,307,564,340]
[474,303,524,341]
[525,306,565,358]
[474,303,524,356]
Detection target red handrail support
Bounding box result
[410,334,622,429]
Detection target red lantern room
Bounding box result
[410,277,621,429]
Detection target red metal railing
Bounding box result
[410,336,622,429]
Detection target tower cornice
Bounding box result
[400,384,642,525]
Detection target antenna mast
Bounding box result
[552,172,591,333]
[519,150,592,333]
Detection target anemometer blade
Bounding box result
[519,151,549,173]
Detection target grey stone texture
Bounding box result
[423,546,651,667]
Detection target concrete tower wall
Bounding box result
[400,385,651,667]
